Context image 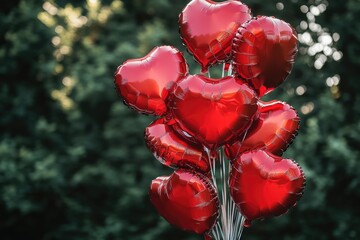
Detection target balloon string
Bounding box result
[222,63,225,78]
[209,146,245,240]
[208,63,245,240]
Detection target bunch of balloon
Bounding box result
[114,1,306,240]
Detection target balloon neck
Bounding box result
[201,66,209,75]
[204,233,212,240]
[209,148,218,159]
[244,219,252,228]
[224,62,231,71]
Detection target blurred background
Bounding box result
[1,0,359,239]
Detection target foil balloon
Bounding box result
[169,75,259,149]
[145,118,210,173]
[149,169,219,234]
[179,0,251,73]
[225,100,300,160]
[113,1,307,238]
[232,16,298,97]
[114,46,188,116]
[229,150,305,226]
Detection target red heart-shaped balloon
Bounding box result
[169,75,259,149]
[232,16,298,97]
[114,46,188,116]
[229,150,305,226]
[150,169,219,234]
[145,118,210,173]
[179,0,251,73]
[225,100,299,159]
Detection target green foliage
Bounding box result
[0,0,359,239]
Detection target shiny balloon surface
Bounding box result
[179,0,251,72]
[115,46,188,115]
[169,75,259,149]
[145,118,210,173]
[149,169,219,234]
[229,150,305,226]
[232,16,298,97]
[226,100,299,159]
